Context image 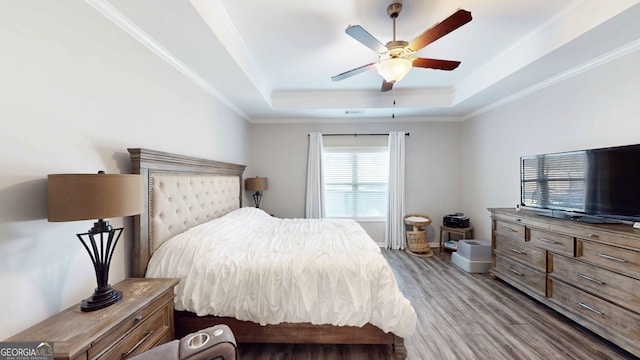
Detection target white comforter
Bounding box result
[146,207,416,338]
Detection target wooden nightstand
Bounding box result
[7,278,179,360]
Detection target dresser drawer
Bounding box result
[528,228,573,256]
[549,253,640,314]
[97,303,172,360]
[556,225,638,249]
[494,254,547,297]
[494,220,525,241]
[89,289,174,359]
[495,234,546,272]
[492,211,551,229]
[577,239,640,278]
[549,279,640,353]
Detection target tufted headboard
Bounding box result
[128,148,246,277]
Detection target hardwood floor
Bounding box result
[237,249,636,360]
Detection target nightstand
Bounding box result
[7,278,179,360]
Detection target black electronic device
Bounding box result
[520,143,640,223]
[443,213,470,228]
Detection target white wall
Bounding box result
[0,2,249,339]
[5,0,636,343]
[462,49,640,240]
[248,121,464,245]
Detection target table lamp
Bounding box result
[47,171,143,312]
[245,177,268,208]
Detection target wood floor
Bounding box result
[237,249,637,360]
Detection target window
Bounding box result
[323,147,388,219]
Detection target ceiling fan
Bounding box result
[331,3,472,92]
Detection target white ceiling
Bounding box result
[96,0,640,122]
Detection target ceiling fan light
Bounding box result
[376,58,412,83]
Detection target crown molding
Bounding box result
[84,0,248,120]
[463,38,640,121]
[248,115,464,125]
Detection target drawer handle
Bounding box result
[501,226,517,232]
[577,301,604,316]
[596,252,628,263]
[577,273,605,285]
[134,315,143,323]
[537,237,558,244]
[122,330,154,359]
[587,233,597,238]
[509,248,526,255]
[516,219,522,222]
[509,268,524,276]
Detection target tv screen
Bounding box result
[521,144,640,223]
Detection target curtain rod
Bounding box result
[308,133,410,137]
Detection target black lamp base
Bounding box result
[81,285,122,312]
[252,191,263,208]
[77,219,125,312]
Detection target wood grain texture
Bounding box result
[238,250,635,359]
[490,208,640,357]
[494,234,547,271]
[175,315,395,344]
[550,253,640,314]
[7,278,179,360]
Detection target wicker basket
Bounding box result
[406,230,430,253]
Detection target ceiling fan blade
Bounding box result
[331,62,376,81]
[381,80,393,92]
[345,25,387,53]
[408,9,472,52]
[413,58,461,71]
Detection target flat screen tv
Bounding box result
[520,144,640,223]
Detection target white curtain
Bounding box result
[385,131,406,249]
[305,132,325,219]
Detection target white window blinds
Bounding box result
[323,147,389,219]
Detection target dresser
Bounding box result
[489,208,640,357]
[7,278,179,360]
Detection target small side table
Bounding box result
[439,225,474,253]
[404,214,433,257]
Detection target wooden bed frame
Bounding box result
[128,148,407,359]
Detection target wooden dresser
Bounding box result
[7,278,179,360]
[489,208,640,357]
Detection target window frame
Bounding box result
[323,145,389,220]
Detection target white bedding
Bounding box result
[146,207,416,338]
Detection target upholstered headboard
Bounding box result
[128,148,246,277]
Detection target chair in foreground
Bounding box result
[130,324,237,360]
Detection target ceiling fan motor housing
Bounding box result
[387,3,403,18]
[386,40,409,52]
[381,40,412,62]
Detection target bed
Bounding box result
[128,148,415,359]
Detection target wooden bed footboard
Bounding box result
[174,311,407,359]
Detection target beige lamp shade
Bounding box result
[48,173,144,222]
[245,177,268,191]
